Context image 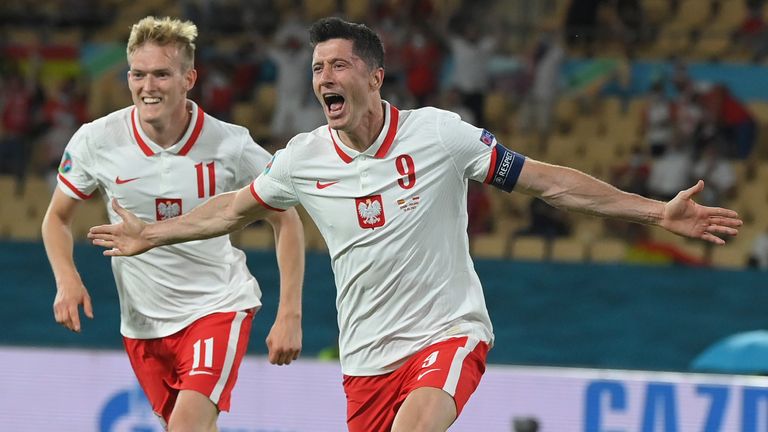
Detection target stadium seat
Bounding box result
[551,237,587,262]
[709,243,749,270]
[509,235,548,261]
[589,238,627,263]
[470,233,510,259]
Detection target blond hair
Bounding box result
[127,16,197,70]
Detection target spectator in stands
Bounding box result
[445,14,498,126]
[747,225,768,270]
[610,144,650,197]
[266,16,313,142]
[699,83,756,159]
[647,140,693,201]
[640,80,674,157]
[39,77,89,189]
[736,0,768,62]
[517,28,565,152]
[401,26,443,106]
[515,197,572,240]
[671,65,704,148]
[201,63,235,122]
[564,0,602,55]
[691,139,737,207]
[0,66,45,193]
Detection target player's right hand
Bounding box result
[53,281,93,333]
[88,198,152,256]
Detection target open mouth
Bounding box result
[142,96,161,104]
[323,93,345,114]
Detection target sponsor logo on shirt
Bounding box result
[480,129,495,146]
[155,198,182,221]
[115,176,140,184]
[58,151,73,174]
[396,195,420,212]
[356,195,385,229]
[316,180,340,189]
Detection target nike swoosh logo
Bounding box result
[316,180,340,189]
[115,176,140,184]
[417,368,441,381]
[189,370,214,376]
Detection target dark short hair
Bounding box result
[308,17,385,70]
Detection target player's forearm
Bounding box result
[520,161,665,226]
[41,211,82,287]
[268,209,305,319]
[144,191,251,247]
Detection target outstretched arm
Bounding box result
[263,209,305,365]
[89,185,273,256]
[515,159,742,244]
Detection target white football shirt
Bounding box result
[57,101,269,339]
[252,102,526,375]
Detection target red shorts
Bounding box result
[343,336,489,432]
[123,309,254,424]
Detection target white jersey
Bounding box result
[57,101,270,339]
[252,102,526,375]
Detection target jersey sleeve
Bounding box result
[249,146,298,211]
[436,110,526,192]
[235,134,273,188]
[56,124,98,200]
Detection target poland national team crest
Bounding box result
[155,198,182,221]
[356,195,385,229]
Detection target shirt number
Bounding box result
[396,154,416,189]
[195,161,216,198]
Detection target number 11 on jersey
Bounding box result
[195,161,216,198]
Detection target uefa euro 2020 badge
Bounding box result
[59,151,73,174]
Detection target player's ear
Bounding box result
[184,67,198,91]
[370,68,384,90]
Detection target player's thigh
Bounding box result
[168,389,218,432]
[392,387,456,432]
[123,337,178,426]
[177,309,255,412]
[406,336,488,411]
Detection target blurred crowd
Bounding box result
[1,0,767,269]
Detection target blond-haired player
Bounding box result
[42,16,305,431]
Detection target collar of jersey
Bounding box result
[131,100,205,157]
[329,101,399,164]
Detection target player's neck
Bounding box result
[339,99,385,153]
[140,102,192,149]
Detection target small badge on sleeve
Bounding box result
[58,151,73,174]
[480,129,496,146]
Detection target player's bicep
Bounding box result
[232,184,276,223]
[44,188,83,226]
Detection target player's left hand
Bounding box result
[266,312,302,365]
[660,180,742,245]
[88,198,153,256]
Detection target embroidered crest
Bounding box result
[356,195,385,229]
[155,198,182,221]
